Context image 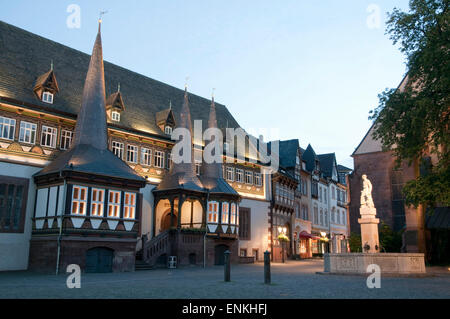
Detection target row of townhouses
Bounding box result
[0,21,350,272]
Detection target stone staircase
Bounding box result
[135,230,171,270]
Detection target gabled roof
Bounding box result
[337,164,352,173]
[0,21,240,137]
[106,91,125,111]
[317,153,337,179]
[302,144,318,173]
[33,69,59,93]
[278,139,300,169]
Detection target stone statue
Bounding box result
[360,174,375,209]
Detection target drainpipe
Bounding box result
[203,190,210,268]
[56,172,67,275]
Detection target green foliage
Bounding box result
[348,233,362,252]
[369,0,450,208]
[379,222,403,252]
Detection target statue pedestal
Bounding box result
[358,206,379,253]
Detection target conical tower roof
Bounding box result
[200,95,238,196]
[35,21,145,185]
[156,88,203,192]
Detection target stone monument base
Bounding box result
[323,253,426,275]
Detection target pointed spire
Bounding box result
[50,60,54,71]
[203,90,223,180]
[72,20,108,150]
[117,83,120,92]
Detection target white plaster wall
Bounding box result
[238,198,270,261]
[140,183,155,238]
[0,162,40,271]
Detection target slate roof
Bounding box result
[302,144,318,173]
[317,153,337,179]
[278,139,300,169]
[0,21,240,138]
[337,164,352,173]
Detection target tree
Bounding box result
[379,222,403,252]
[369,0,450,208]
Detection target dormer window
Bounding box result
[42,91,54,104]
[164,126,173,135]
[111,111,120,122]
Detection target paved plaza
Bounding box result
[0,260,449,299]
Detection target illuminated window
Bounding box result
[108,190,121,218]
[141,147,152,166]
[112,141,124,159]
[111,111,120,122]
[19,121,37,144]
[127,144,138,163]
[71,186,87,215]
[41,125,57,148]
[0,117,16,140]
[42,91,53,104]
[90,188,105,216]
[221,202,229,224]
[124,192,136,219]
[207,201,218,223]
[230,203,238,225]
[154,151,164,168]
[60,130,73,150]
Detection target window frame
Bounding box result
[108,190,121,218]
[124,192,136,220]
[226,167,234,181]
[245,171,253,185]
[71,185,88,216]
[141,147,152,166]
[154,150,164,168]
[19,121,37,144]
[127,144,138,164]
[0,176,29,233]
[235,169,244,183]
[90,188,105,217]
[40,125,57,148]
[42,91,54,104]
[207,201,219,224]
[60,129,73,150]
[112,141,124,159]
[111,111,121,122]
[0,116,16,141]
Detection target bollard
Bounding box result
[224,250,231,282]
[264,251,271,284]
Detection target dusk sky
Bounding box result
[0,0,411,168]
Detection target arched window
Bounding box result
[221,202,229,224]
[208,201,219,223]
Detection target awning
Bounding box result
[299,231,320,240]
[426,207,450,229]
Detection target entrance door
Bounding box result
[86,247,114,273]
[161,210,178,231]
[214,244,229,265]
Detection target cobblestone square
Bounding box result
[0,260,449,299]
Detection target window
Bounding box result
[41,125,57,148]
[19,121,37,144]
[221,202,229,224]
[302,178,307,195]
[341,211,346,225]
[154,151,164,168]
[164,126,172,135]
[331,209,335,223]
[319,187,323,203]
[141,148,152,166]
[0,176,28,233]
[195,161,201,176]
[324,210,328,226]
[112,141,124,159]
[319,209,323,225]
[236,169,243,183]
[90,188,105,216]
[313,206,318,224]
[230,203,238,225]
[240,249,247,257]
[336,210,340,224]
[301,205,309,221]
[127,145,138,163]
[226,167,234,181]
[108,190,121,218]
[239,207,250,240]
[207,201,218,224]
[124,192,136,219]
[324,189,327,204]
[0,117,16,140]
[42,91,53,104]
[245,171,253,184]
[254,173,262,186]
[60,130,73,150]
[71,186,87,215]
[111,111,120,122]
[332,186,336,200]
[167,152,172,170]
[311,181,318,197]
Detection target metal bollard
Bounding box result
[224,250,231,282]
[264,250,271,284]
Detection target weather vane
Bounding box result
[99,10,108,23]
[185,76,189,89]
[212,88,216,98]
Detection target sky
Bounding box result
[0,0,411,168]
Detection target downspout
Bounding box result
[203,190,210,268]
[56,172,67,275]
